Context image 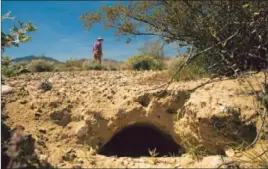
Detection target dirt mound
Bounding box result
[2,71,267,168]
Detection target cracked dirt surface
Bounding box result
[2,70,267,168]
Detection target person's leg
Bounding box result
[99,53,102,64]
[97,52,102,64]
[93,51,98,62]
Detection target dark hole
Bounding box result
[136,95,150,107]
[98,123,184,157]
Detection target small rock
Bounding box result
[2,85,13,95]
[219,105,228,113]
[75,122,88,137]
[174,164,181,168]
[225,148,235,157]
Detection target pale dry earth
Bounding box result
[1,70,267,168]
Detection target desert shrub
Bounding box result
[64,59,83,70]
[53,63,66,72]
[125,54,164,71]
[86,60,108,70]
[168,56,209,81]
[2,66,16,79]
[2,56,16,78]
[27,59,55,72]
[82,60,91,70]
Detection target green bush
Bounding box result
[167,56,209,81]
[27,59,55,72]
[2,56,15,78]
[125,55,164,71]
[1,56,30,80]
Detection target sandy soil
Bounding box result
[2,70,267,168]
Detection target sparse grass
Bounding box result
[180,137,209,160]
[173,107,186,121]
[168,152,177,157]
[149,148,159,164]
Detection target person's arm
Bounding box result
[93,43,96,53]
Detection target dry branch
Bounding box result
[143,29,241,93]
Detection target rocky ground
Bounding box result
[1,70,267,168]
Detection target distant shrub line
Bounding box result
[2,54,210,83]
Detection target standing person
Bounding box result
[93,37,104,64]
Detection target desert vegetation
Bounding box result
[1,1,268,169]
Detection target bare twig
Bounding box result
[252,149,268,160]
[244,70,268,149]
[143,28,241,93]
[245,109,267,150]
[1,11,15,21]
[217,161,238,169]
[263,71,268,94]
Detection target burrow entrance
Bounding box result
[98,123,185,157]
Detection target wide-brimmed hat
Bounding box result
[97,37,104,41]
